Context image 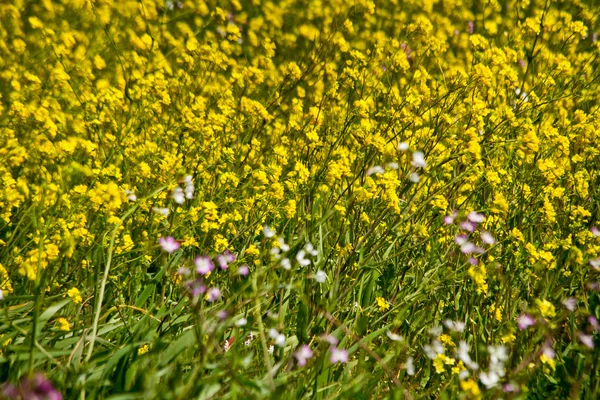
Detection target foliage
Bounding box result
[1,0,600,398]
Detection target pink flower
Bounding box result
[206,287,221,302]
[467,211,485,223]
[562,298,577,311]
[590,258,600,271]
[517,314,535,330]
[238,265,249,276]
[444,210,458,225]
[481,231,495,245]
[321,334,339,345]
[589,316,599,332]
[460,221,476,232]
[455,234,469,245]
[578,332,594,349]
[330,347,348,364]
[294,344,313,367]
[186,280,206,297]
[159,236,180,253]
[195,257,214,275]
[217,251,236,270]
[592,226,600,237]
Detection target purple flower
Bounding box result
[177,267,191,276]
[592,226,600,237]
[294,344,313,367]
[518,59,526,68]
[517,314,535,330]
[330,347,348,364]
[159,236,180,253]
[578,332,595,349]
[206,287,221,302]
[238,264,250,276]
[468,21,474,34]
[2,373,63,400]
[468,257,479,265]
[589,282,600,291]
[195,256,214,275]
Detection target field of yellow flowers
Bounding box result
[1,0,600,398]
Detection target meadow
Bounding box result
[1,0,600,398]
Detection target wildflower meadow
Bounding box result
[1,0,600,398]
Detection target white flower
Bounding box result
[412,151,426,168]
[457,341,479,370]
[152,207,169,216]
[443,319,465,332]
[235,318,248,327]
[0,289,3,301]
[314,270,327,283]
[269,329,286,347]
[296,250,311,266]
[386,331,403,341]
[479,371,500,389]
[124,189,137,201]
[281,258,291,270]
[263,225,276,238]
[409,172,420,183]
[184,175,194,199]
[366,166,385,176]
[172,186,185,204]
[424,340,444,359]
[305,242,318,257]
[387,162,399,169]
[398,142,409,151]
[405,356,415,375]
[278,238,290,252]
[268,345,274,355]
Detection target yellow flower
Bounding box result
[56,317,70,332]
[375,297,390,312]
[67,288,82,305]
[536,299,556,319]
[138,344,149,355]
